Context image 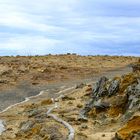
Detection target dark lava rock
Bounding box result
[80,74,140,119]
[108,79,120,97]
[93,76,108,98]
[27,109,41,117]
[20,120,35,132]
[43,125,66,140]
[80,77,110,117]
[125,81,140,112]
[94,99,110,109]
[76,83,86,89]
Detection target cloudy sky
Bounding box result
[0,0,140,56]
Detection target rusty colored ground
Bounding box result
[117,116,140,140]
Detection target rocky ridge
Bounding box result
[80,60,140,139]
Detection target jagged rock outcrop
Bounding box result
[80,73,139,117]
[108,78,120,97]
[92,76,108,98]
[80,61,140,139]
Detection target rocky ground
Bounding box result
[0,55,137,111]
[79,60,140,140]
[0,55,139,140]
[0,55,137,87]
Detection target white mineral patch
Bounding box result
[0,120,5,135]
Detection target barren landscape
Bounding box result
[0,55,139,140]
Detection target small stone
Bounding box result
[0,79,9,84]
[76,83,86,89]
[81,124,88,129]
[40,99,53,106]
[68,101,73,105]
[7,127,13,131]
[110,118,117,123]
[61,96,75,101]
[77,104,83,108]
[78,116,88,122]
[27,109,40,117]
[102,134,105,137]
[20,120,35,132]
[75,121,81,125]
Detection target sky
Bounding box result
[0,0,140,56]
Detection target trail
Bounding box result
[0,86,76,137]
[46,92,75,140]
[46,103,75,140]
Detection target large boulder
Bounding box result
[80,72,140,119]
[108,79,120,97]
[93,76,108,98]
[125,81,140,113]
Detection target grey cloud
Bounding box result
[0,0,140,56]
